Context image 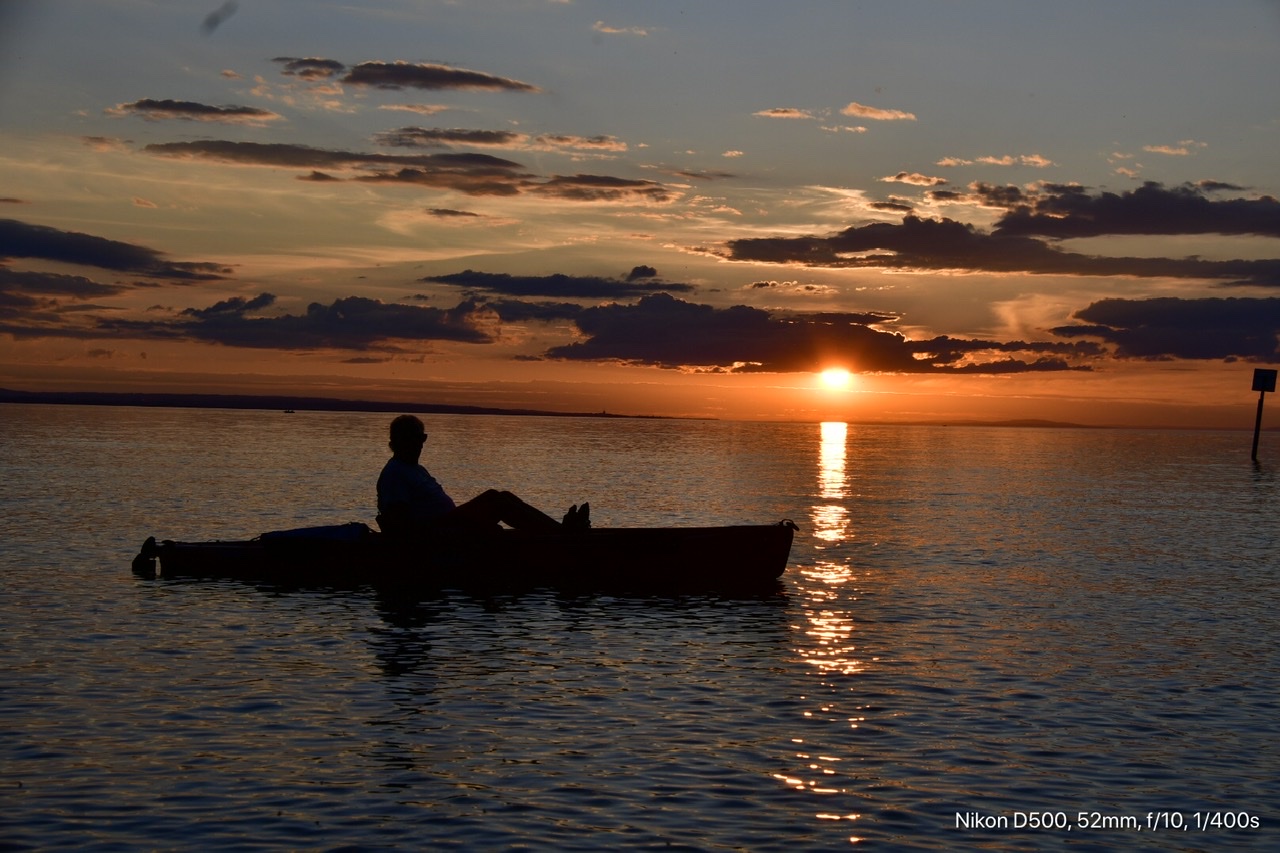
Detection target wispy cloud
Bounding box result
[144,140,533,195]
[273,56,347,80]
[141,138,666,200]
[107,98,282,126]
[341,61,540,93]
[881,171,947,187]
[1142,140,1208,156]
[423,268,693,299]
[753,108,816,120]
[939,154,1055,168]
[108,295,492,350]
[375,126,628,153]
[840,101,916,121]
[378,104,454,116]
[529,174,676,203]
[592,21,651,37]
[0,218,229,280]
[0,266,130,300]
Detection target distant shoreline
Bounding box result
[0,388,687,421]
[3,387,1267,430]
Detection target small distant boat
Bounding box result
[283,409,296,414]
[131,520,797,592]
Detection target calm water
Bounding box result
[2,404,1277,850]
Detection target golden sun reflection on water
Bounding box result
[797,605,865,677]
[798,423,865,676]
[813,422,850,543]
[782,424,869,836]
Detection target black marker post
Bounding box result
[1251,368,1277,462]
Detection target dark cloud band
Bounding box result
[341,61,539,93]
[0,218,228,280]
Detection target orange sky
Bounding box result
[3,2,1280,428]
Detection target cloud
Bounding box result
[881,171,947,187]
[0,218,229,280]
[481,298,585,323]
[1052,297,1280,362]
[533,134,628,153]
[955,181,1041,209]
[728,214,1280,282]
[426,208,482,219]
[530,174,676,203]
[592,21,652,37]
[81,136,129,152]
[181,292,276,319]
[144,139,511,170]
[840,102,916,121]
[868,201,915,214]
[107,98,282,126]
[374,126,627,153]
[375,127,526,148]
[273,56,347,80]
[378,104,453,116]
[1142,140,1207,157]
[938,154,1054,168]
[0,266,130,300]
[992,181,1280,239]
[748,280,841,297]
[975,154,1054,167]
[423,269,694,298]
[143,140,666,200]
[659,167,736,181]
[0,278,504,349]
[354,166,530,196]
[145,140,534,196]
[0,255,164,336]
[544,292,1089,374]
[340,61,540,93]
[102,294,493,350]
[721,183,1280,284]
[754,108,815,120]
[0,246,1103,374]
[1197,180,1245,192]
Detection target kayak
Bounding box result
[131,520,798,592]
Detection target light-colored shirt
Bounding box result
[377,457,457,525]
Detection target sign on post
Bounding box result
[1252,369,1277,461]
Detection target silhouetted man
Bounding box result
[376,414,588,536]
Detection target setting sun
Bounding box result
[819,368,853,390]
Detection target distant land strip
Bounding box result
[2,389,1268,430]
[0,388,689,420]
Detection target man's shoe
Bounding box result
[561,503,590,530]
